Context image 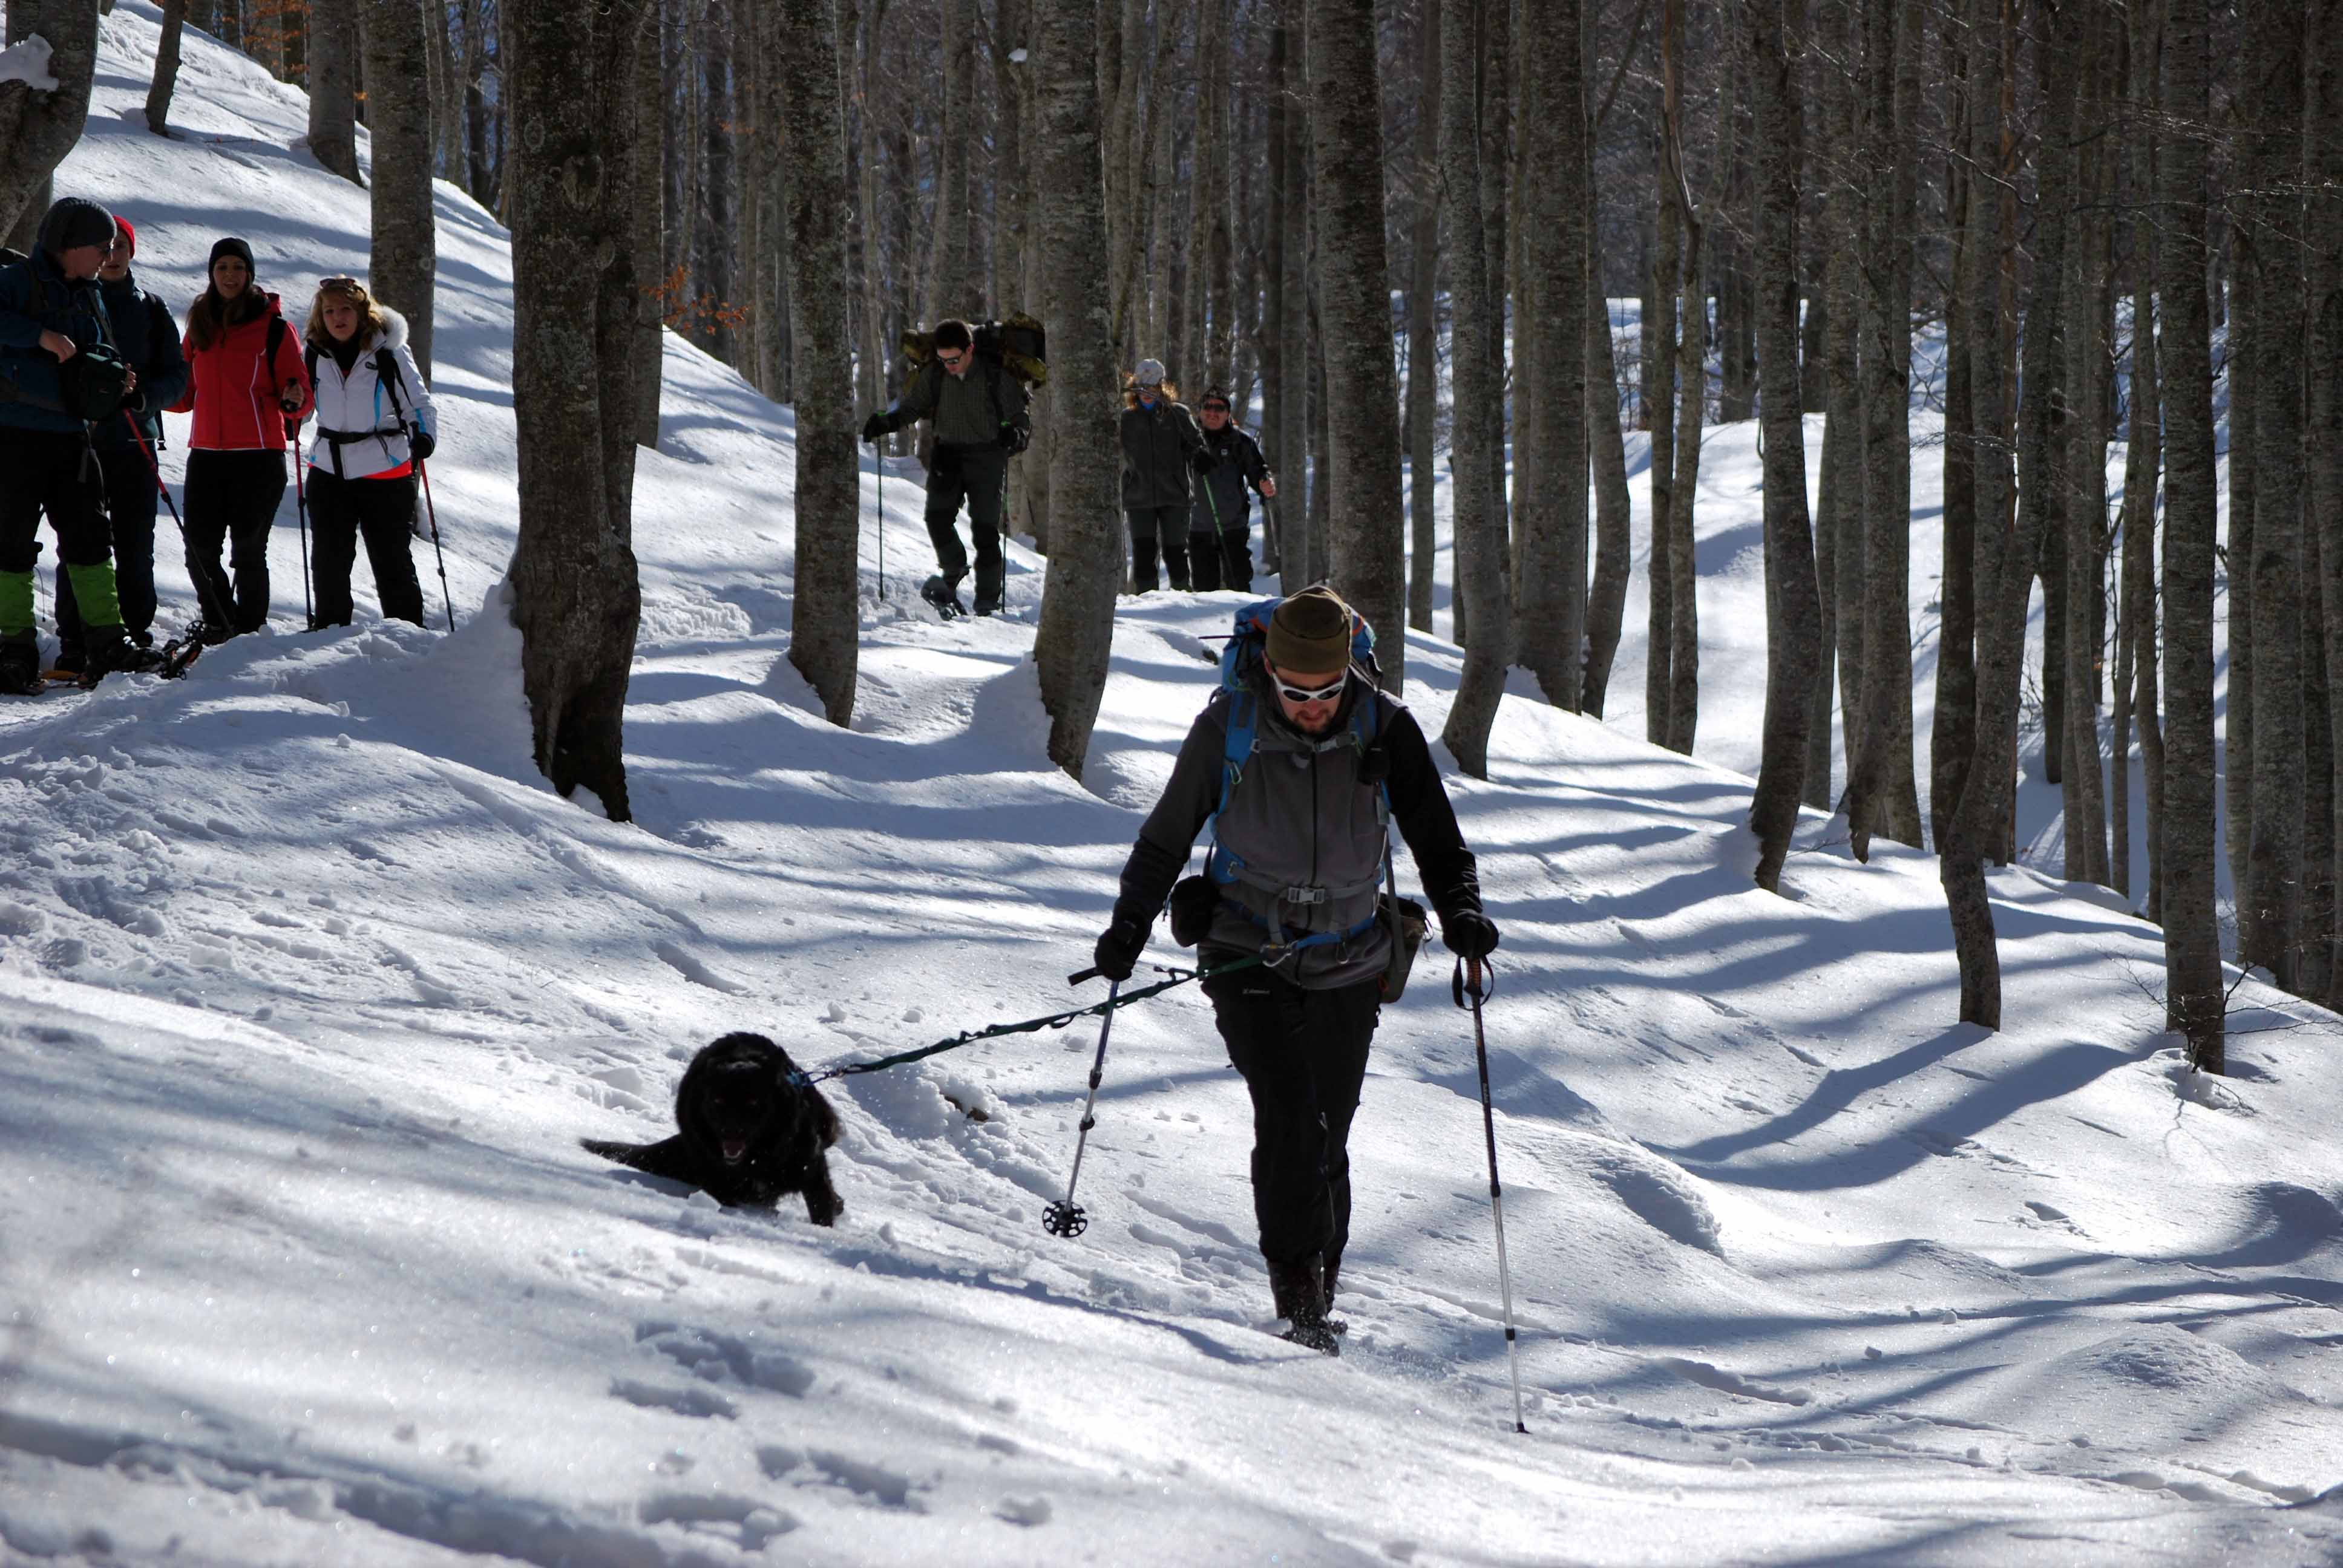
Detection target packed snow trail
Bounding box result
[4,8,2341,1566]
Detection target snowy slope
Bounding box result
[4,8,2342,1566]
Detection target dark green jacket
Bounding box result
[877,358,1029,450]
[1119,397,1211,511]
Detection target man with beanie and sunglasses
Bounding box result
[1090,586,1499,1352]
[0,197,167,691]
[51,217,188,673]
[1188,387,1275,593]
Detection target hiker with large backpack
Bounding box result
[0,197,170,693]
[860,318,1031,618]
[1118,359,1211,592]
[1089,587,1499,1352]
[294,276,434,628]
[51,218,190,675]
[166,238,314,642]
[1188,387,1276,593]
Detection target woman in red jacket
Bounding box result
[169,238,312,640]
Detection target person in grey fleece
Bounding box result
[1090,587,1499,1351]
[862,318,1031,616]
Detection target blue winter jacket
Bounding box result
[0,248,108,435]
[93,271,190,450]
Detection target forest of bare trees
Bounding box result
[11,0,2340,1073]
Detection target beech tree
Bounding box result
[307,0,359,182]
[362,0,436,375]
[0,0,98,244]
[505,0,654,820]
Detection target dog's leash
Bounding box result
[785,955,1264,1088]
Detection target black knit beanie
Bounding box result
[208,237,257,275]
[36,197,116,260]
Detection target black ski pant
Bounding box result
[56,444,159,656]
[0,427,117,643]
[307,469,425,627]
[1126,505,1190,592]
[926,442,1008,610]
[1187,527,1253,593]
[1202,963,1381,1272]
[182,448,286,635]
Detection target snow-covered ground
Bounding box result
[5,7,2339,1564]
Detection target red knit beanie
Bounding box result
[113,217,135,255]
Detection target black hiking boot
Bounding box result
[84,628,168,684]
[1268,1254,1344,1356]
[921,576,968,619]
[0,638,40,696]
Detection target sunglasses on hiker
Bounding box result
[1270,669,1348,705]
[1201,402,1230,413]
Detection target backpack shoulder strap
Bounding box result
[303,341,321,391]
[264,316,289,396]
[375,345,408,425]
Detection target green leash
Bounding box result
[788,954,1263,1088]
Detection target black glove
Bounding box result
[408,430,436,464]
[1441,909,1499,961]
[1004,424,1031,455]
[1093,918,1148,982]
[861,412,889,443]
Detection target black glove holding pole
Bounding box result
[1092,918,1148,983]
[1440,908,1499,962]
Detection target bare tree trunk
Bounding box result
[1816,0,1865,814]
[2061,7,2113,887]
[2244,0,2306,990]
[1584,237,1633,716]
[774,0,858,725]
[1932,0,1974,846]
[928,0,980,320]
[1746,0,1818,892]
[1277,10,1312,583]
[1311,0,1407,688]
[1405,0,1441,634]
[506,0,654,820]
[1645,76,1679,744]
[1103,0,1147,369]
[2114,0,2162,912]
[858,0,890,428]
[631,9,665,448]
[1942,0,2078,1030]
[148,0,191,137]
[1479,0,1512,635]
[364,0,438,377]
[1661,0,1703,753]
[991,0,1029,314]
[701,8,737,365]
[425,0,462,178]
[2312,0,2343,1002]
[1847,0,1922,857]
[1031,0,1119,774]
[1440,0,1510,775]
[1514,0,1588,708]
[2157,0,2223,1068]
[0,0,99,240]
[307,0,360,180]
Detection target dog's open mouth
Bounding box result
[720,1138,749,1163]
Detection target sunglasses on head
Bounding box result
[1271,668,1348,705]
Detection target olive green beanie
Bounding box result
[1263,586,1355,677]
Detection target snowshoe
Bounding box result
[921,576,968,619]
[79,630,169,687]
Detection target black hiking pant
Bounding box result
[1126,505,1190,592]
[183,448,287,635]
[1203,963,1381,1272]
[306,469,425,627]
[1187,527,1253,593]
[56,444,159,658]
[0,428,114,642]
[926,442,1008,610]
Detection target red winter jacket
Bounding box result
[168,292,314,451]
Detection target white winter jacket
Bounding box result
[301,305,437,480]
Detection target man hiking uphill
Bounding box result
[1188,387,1276,593]
[1090,587,1499,1353]
[0,197,171,693]
[860,318,1031,618]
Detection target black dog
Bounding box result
[582,1033,844,1224]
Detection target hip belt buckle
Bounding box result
[1282,884,1328,906]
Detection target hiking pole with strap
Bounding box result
[291,428,314,627]
[875,436,886,601]
[418,460,454,631]
[123,412,235,635]
[1041,976,1122,1239]
[1454,956,1528,1434]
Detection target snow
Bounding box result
[3,5,2339,1564]
[0,36,59,93]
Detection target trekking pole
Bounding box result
[1453,956,1528,1434]
[418,460,455,632]
[874,437,886,601]
[1041,976,1121,1238]
[291,429,314,627]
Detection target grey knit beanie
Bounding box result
[37,197,116,260]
